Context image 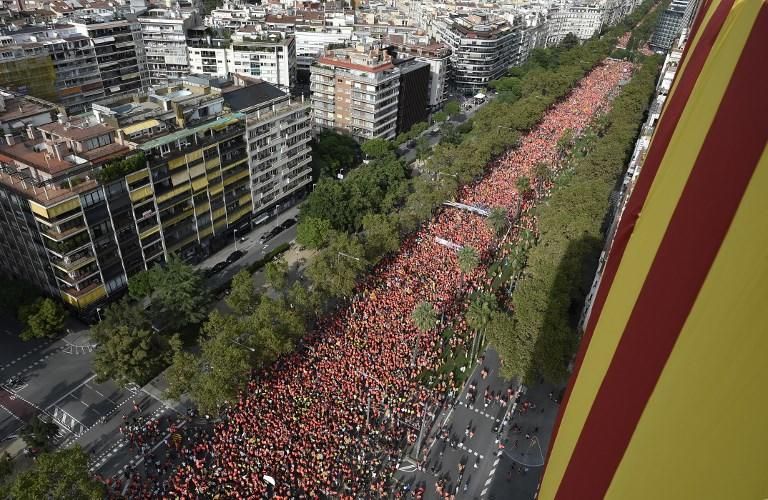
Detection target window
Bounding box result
[81,188,105,208]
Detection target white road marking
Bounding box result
[45,373,97,411]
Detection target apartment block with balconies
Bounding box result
[309,45,400,140]
[0,77,291,313]
[434,13,520,93]
[223,80,312,217]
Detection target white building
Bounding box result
[222,78,312,215]
[546,1,605,46]
[187,27,296,90]
[206,0,266,29]
[139,7,200,86]
[383,34,450,110]
[294,27,354,73]
[227,28,296,90]
[434,13,520,93]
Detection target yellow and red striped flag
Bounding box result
[539,1,768,498]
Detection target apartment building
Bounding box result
[0,20,147,113]
[393,58,430,133]
[650,0,698,51]
[434,13,519,93]
[0,30,105,114]
[545,1,605,46]
[206,0,266,29]
[0,77,301,312]
[384,35,450,111]
[186,27,296,90]
[139,7,200,86]
[71,17,147,99]
[0,106,133,310]
[310,45,400,140]
[223,79,312,216]
[228,28,296,90]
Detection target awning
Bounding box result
[122,119,161,136]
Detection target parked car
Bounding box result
[259,231,274,243]
[279,218,297,230]
[212,261,229,274]
[226,250,245,264]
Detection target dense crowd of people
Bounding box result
[118,59,633,499]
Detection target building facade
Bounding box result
[310,45,400,140]
[393,58,430,133]
[0,76,308,313]
[546,1,605,46]
[650,0,698,51]
[434,13,519,93]
[223,80,312,216]
[71,17,147,99]
[139,7,199,86]
[385,36,450,111]
[187,27,296,90]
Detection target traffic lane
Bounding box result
[0,318,55,369]
[13,347,97,412]
[90,398,186,478]
[205,225,297,291]
[196,205,301,272]
[0,387,39,439]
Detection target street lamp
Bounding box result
[337,251,361,262]
[231,338,255,352]
[435,171,458,182]
[233,228,239,251]
[95,306,103,322]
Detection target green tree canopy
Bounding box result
[560,33,581,50]
[362,213,400,262]
[91,298,176,386]
[361,138,392,160]
[516,175,532,195]
[128,254,208,330]
[18,298,67,341]
[10,447,104,500]
[0,451,12,486]
[296,216,333,249]
[487,208,509,238]
[264,258,289,292]
[444,100,460,117]
[457,246,480,276]
[166,311,251,414]
[432,111,448,123]
[466,292,499,335]
[311,130,359,180]
[306,232,367,298]
[93,325,177,386]
[226,269,259,315]
[20,415,59,451]
[412,301,437,333]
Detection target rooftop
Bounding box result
[222,81,286,111]
[0,90,57,125]
[39,119,115,142]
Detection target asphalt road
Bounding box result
[394,348,562,500]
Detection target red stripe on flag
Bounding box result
[555,6,768,498]
[539,0,736,485]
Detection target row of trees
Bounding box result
[166,258,314,413]
[287,1,661,387]
[496,55,663,383]
[91,255,209,386]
